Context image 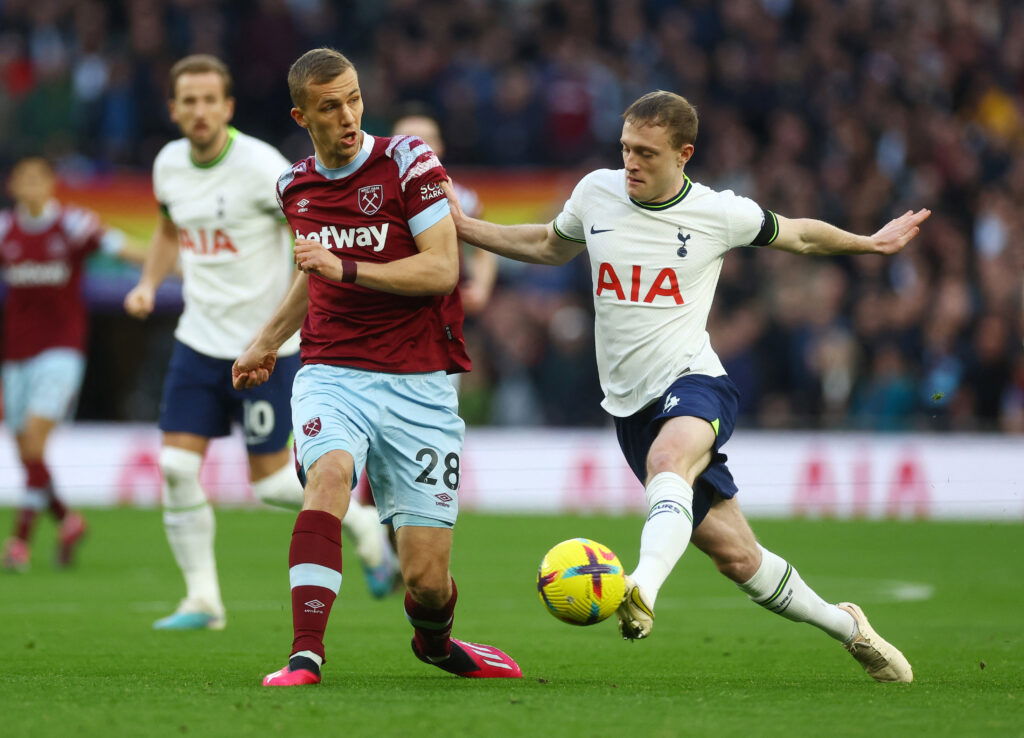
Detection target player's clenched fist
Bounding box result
[294,238,343,281]
[232,345,278,389]
[124,283,156,319]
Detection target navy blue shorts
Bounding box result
[614,374,740,529]
[158,340,300,454]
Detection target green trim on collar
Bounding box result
[630,175,692,211]
[191,126,238,169]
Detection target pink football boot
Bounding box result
[262,656,322,686]
[413,637,522,678]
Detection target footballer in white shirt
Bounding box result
[448,90,929,683]
[123,55,397,632]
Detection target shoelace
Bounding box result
[846,639,889,671]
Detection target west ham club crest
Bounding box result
[358,185,383,215]
[302,417,322,437]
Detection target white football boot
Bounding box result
[838,602,913,682]
[616,575,655,640]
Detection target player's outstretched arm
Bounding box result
[232,272,309,389]
[124,215,180,319]
[443,181,585,266]
[769,209,931,256]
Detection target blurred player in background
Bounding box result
[1,156,140,572]
[123,54,395,631]
[391,111,497,323]
[233,47,521,686]
[448,90,929,683]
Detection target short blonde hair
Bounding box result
[169,54,232,98]
[623,91,699,149]
[288,48,355,109]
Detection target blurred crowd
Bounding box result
[1,0,1022,431]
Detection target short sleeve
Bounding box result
[252,144,293,216]
[721,190,778,248]
[552,176,587,244]
[61,206,104,254]
[454,183,483,219]
[386,136,451,237]
[152,145,170,215]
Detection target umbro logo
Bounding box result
[435,492,453,508]
[304,599,325,614]
[590,225,614,234]
[677,230,691,257]
[297,198,310,213]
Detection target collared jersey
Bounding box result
[554,168,778,417]
[277,133,470,374]
[0,200,122,360]
[153,127,300,359]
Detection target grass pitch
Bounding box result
[1,509,1021,738]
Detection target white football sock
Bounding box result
[163,505,223,613]
[738,544,856,642]
[252,460,388,568]
[630,472,694,606]
[251,462,305,510]
[160,447,223,613]
[343,498,386,568]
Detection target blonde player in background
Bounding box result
[447,90,928,683]
[123,55,396,630]
[391,111,497,322]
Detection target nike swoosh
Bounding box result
[590,225,614,234]
[631,587,654,618]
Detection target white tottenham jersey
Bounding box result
[553,168,779,417]
[153,127,300,359]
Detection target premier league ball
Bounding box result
[536,538,626,625]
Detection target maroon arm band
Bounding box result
[341,259,358,283]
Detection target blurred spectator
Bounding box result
[0,0,1020,432]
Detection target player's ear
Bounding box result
[225,96,236,122]
[167,98,177,124]
[678,143,694,167]
[290,107,308,130]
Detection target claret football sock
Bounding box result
[24,461,66,521]
[405,578,457,660]
[288,510,343,661]
[738,544,856,642]
[13,462,55,541]
[13,503,40,542]
[630,472,694,605]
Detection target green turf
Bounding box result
[1,510,1022,737]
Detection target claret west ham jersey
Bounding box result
[553,169,779,417]
[277,133,470,374]
[0,200,122,361]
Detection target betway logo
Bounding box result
[294,224,389,252]
[4,261,71,287]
